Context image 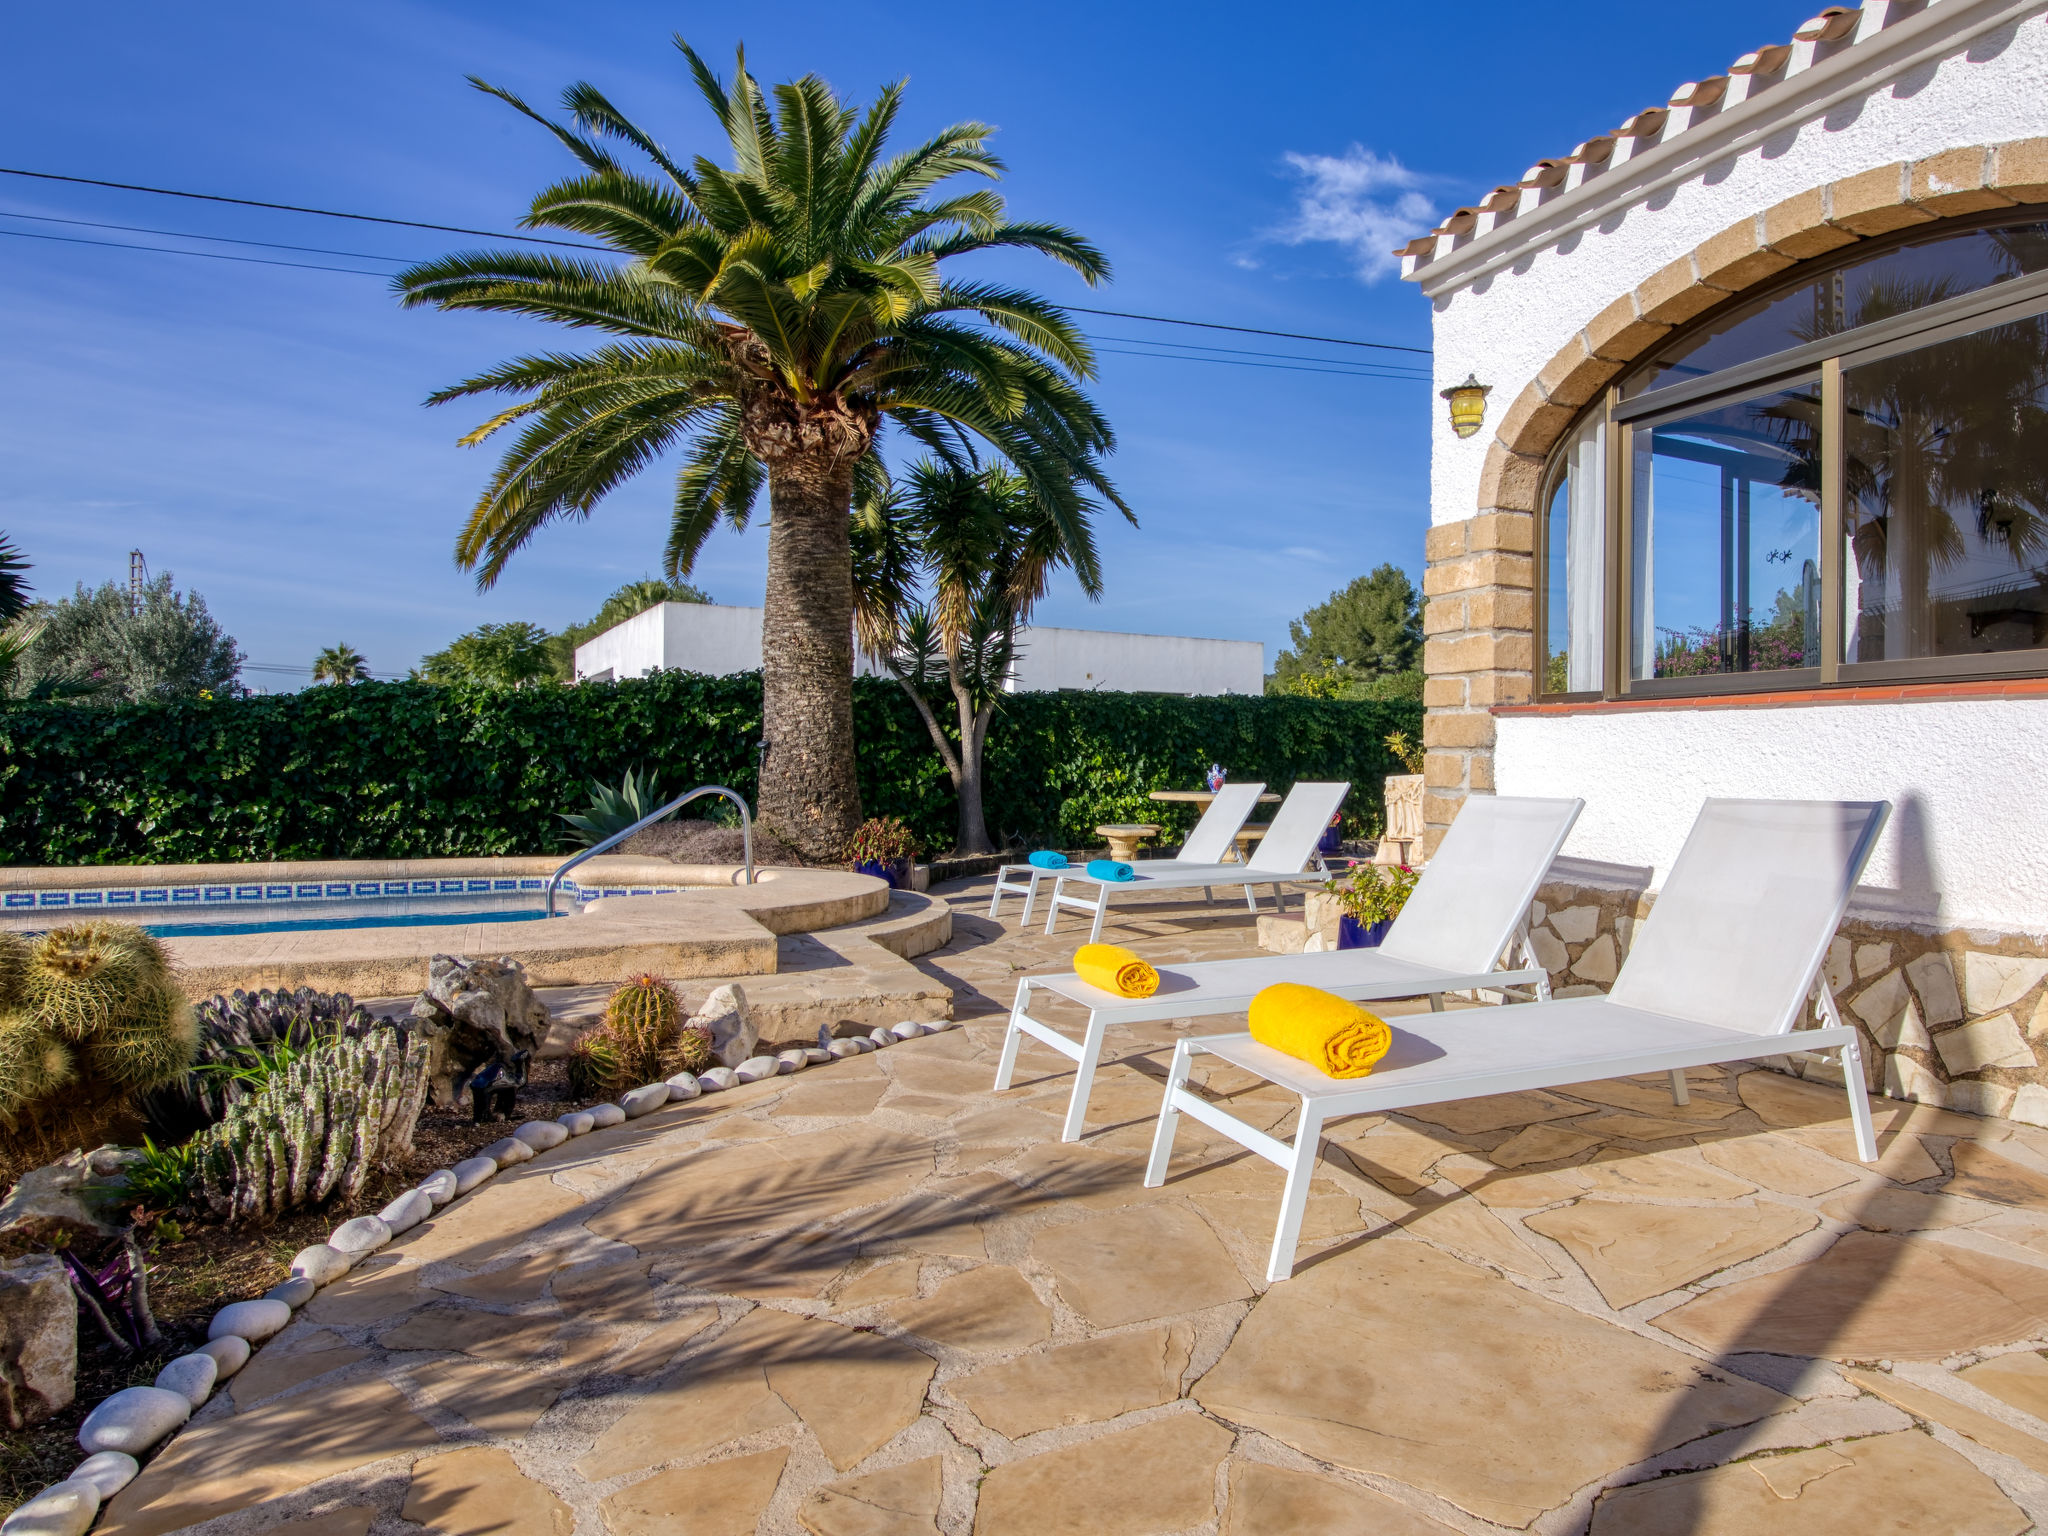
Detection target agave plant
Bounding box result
[560,766,668,848]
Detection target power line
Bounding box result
[1064,304,1430,356]
[0,209,414,264]
[0,226,396,277]
[0,165,1431,354]
[0,166,609,251]
[1085,330,1430,376]
[1091,345,1424,381]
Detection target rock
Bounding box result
[798,1458,943,1536]
[888,1266,1051,1350]
[153,1353,218,1407]
[588,1102,627,1128]
[803,1047,832,1064]
[264,1277,316,1310]
[1569,933,1619,985]
[1906,951,1965,1025]
[209,1298,292,1344]
[199,1335,250,1379]
[922,1018,958,1032]
[620,1083,671,1117]
[735,1056,781,1084]
[450,1157,497,1193]
[974,1416,1233,1536]
[0,1476,99,1536]
[689,983,756,1069]
[698,1067,739,1091]
[600,1449,788,1536]
[402,1445,574,1536]
[0,1255,75,1430]
[417,1169,459,1205]
[1549,905,1600,943]
[1964,952,2048,1016]
[664,1073,702,1100]
[408,954,550,1110]
[826,1039,867,1059]
[557,1111,596,1135]
[2012,1083,2048,1128]
[1936,1013,2034,1073]
[775,1049,809,1073]
[379,1188,434,1234]
[328,1215,394,1257]
[868,1027,897,1047]
[0,1147,143,1241]
[1855,942,1894,978]
[1950,1080,2018,1118]
[889,1020,928,1040]
[288,1244,351,1287]
[1033,1205,1251,1328]
[479,1137,534,1167]
[1524,1199,1818,1309]
[513,1120,570,1151]
[950,1324,1194,1440]
[69,1451,137,1500]
[77,1385,190,1455]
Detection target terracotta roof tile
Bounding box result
[1394,7,1944,270]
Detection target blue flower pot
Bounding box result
[855,858,911,889]
[1318,821,1344,855]
[1337,915,1391,949]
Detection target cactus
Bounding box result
[190,1027,431,1225]
[667,1024,713,1076]
[605,974,681,1055]
[565,1029,623,1100]
[0,922,196,1176]
[0,930,29,1009]
[142,984,387,1140]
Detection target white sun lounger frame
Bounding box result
[1143,797,1892,1281]
[985,782,1267,927]
[1040,781,1351,943]
[996,795,1586,1141]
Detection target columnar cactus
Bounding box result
[144,984,386,1138]
[190,1029,431,1225]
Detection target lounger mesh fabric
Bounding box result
[1177,782,1267,865]
[1377,795,1590,975]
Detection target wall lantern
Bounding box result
[1441,374,1491,439]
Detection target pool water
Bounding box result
[135,890,566,939]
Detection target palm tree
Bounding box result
[311,643,371,685]
[854,460,1099,855]
[395,40,1126,861]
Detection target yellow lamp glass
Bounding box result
[1441,374,1491,438]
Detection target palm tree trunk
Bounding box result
[757,453,863,861]
[946,651,995,857]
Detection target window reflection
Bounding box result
[1630,387,1823,680]
[1627,223,2048,398]
[1543,414,1606,693]
[1843,312,2048,663]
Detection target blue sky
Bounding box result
[1,0,1811,684]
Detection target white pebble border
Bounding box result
[4,1015,955,1536]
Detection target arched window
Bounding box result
[1538,210,2048,697]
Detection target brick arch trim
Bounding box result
[1419,138,2048,851]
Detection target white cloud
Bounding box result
[1274,146,1437,283]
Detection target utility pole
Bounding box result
[129,550,146,615]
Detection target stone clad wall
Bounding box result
[1529,875,2048,1126]
[1420,138,2048,855]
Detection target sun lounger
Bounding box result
[995,794,1585,1141]
[1142,797,1891,1281]
[1040,781,1350,943]
[986,782,1267,928]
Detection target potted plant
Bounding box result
[847,816,921,889]
[1324,862,1419,948]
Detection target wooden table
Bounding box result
[1148,788,1281,863]
[1095,823,1161,862]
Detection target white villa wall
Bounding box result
[1005,626,1264,695]
[1424,4,2048,528]
[573,603,1263,694]
[1494,702,2048,932]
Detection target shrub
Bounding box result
[0,674,1418,865]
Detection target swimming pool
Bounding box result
[0,878,614,939]
[134,890,568,938]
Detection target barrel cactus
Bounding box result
[190,1028,431,1225]
[0,923,196,1174]
[605,974,681,1056]
[668,1024,713,1076]
[565,1029,623,1100]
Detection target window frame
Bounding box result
[1534,210,2048,701]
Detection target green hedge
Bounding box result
[0,675,1419,866]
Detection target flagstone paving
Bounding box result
[94,878,2048,1533]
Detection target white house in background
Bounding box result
[571,602,1265,694]
[1407,1,2048,1123]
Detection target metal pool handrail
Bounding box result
[546,785,755,915]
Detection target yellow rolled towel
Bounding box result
[1248,983,1392,1079]
[1073,943,1160,999]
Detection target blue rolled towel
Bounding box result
[1027,850,1068,870]
[1086,859,1135,882]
